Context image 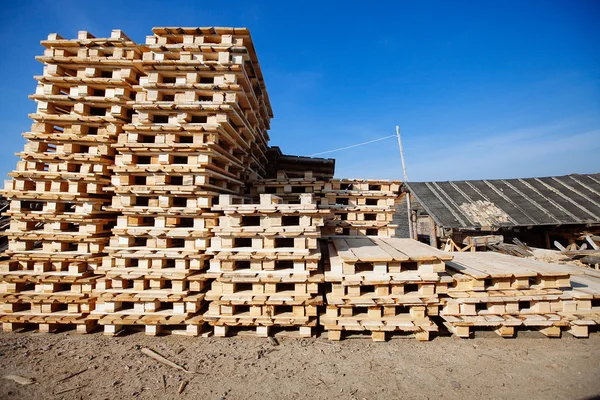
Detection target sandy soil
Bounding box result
[0,329,599,400]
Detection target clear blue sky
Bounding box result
[1,0,599,182]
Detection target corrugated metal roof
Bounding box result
[404,173,600,229]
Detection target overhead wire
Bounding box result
[308,134,396,157]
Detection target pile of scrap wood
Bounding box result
[557,235,600,268]
[487,238,534,258]
[444,235,534,257]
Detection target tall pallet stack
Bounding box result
[92,27,273,335]
[321,238,453,341]
[441,252,600,338]
[320,179,401,238]
[204,194,328,337]
[0,30,141,333]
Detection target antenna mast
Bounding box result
[396,126,414,239]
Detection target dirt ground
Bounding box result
[0,329,599,400]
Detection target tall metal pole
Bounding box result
[396,126,414,239]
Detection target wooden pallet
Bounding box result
[207,255,321,273]
[93,313,205,336]
[322,226,397,238]
[0,312,96,333]
[323,179,401,193]
[442,314,572,338]
[321,314,436,342]
[447,252,575,290]
[210,324,314,338]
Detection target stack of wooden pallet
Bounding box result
[141,27,273,182]
[92,27,274,335]
[441,252,600,338]
[251,171,326,204]
[321,238,453,341]
[204,194,328,337]
[0,30,141,333]
[319,179,401,238]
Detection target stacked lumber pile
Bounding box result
[0,30,141,332]
[92,27,273,335]
[251,171,326,204]
[442,252,600,338]
[321,238,453,341]
[205,194,328,337]
[319,179,401,238]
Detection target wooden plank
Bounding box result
[371,238,411,262]
[332,239,359,262]
[445,260,491,279]
[450,253,538,278]
[344,238,393,262]
[381,238,452,261]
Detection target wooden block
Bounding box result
[174,303,186,314]
[39,323,58,333]
[76,321,96,334]
[532,301,551,313]
[326,307,338,318]
[145,325,161,336]
[368,307,382,318]
[568,325,588,338]
[299,326,312,338]
[539,326,561,338]
[505,302,519,313]
[420,284,435,296]
[214,325,228,337]
[336,308,350,317]
[410,307,426,319]
[250,306,262,317]
[103,325,121,336]
[513,277,529,289]
[415,331,430,341]
[454,326,471,338]
[293,306,305,317]
[219,304,234,315]
[460,303,477,316]
[444,302,460,315]
[332,284,345,297]
[375,286,389,296]
[383,306,396,316]
[186,325,201,337]
[256,325,269,337]
[328,330,342,341]
[371,331,386,342]
[495,326,515,337]
[489,304,505,314]
[2,323,23,332]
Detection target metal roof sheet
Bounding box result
[405,173,600,229]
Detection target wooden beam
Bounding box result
[428,216,438,249]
